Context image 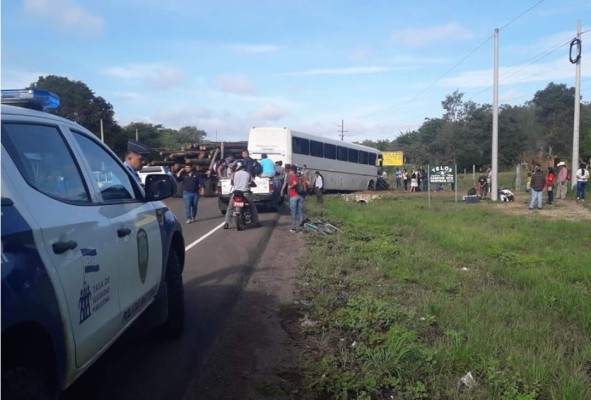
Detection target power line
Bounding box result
[498,0,545,31]
[393,1,546,117]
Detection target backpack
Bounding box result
[252,160,263,176]
[567,171,572,181]
[295,177,307,196]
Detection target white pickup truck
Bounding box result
[216,175,282,213]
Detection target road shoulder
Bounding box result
[185,211,304,400]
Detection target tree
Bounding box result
[29,75,126,155]
[531,82,575,157]
[357,139,392,151]
[178,126,207,144]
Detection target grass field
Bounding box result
[291,190,591,399]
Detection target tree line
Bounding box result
[29,75,590,169]
[359,84,591,170]
[29,75,207,157]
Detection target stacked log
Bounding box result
[146,141,248,197]
[149,141,247,169]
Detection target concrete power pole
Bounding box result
[337,119,348,141]
[491,28,499,201]
[571,19,582,189]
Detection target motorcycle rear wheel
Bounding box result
[236,208,244,231]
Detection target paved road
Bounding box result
[62,196,281,400]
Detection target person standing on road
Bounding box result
[176,163,203,224]
[556,161,568,199]
[223,160,260,229]
[288,164,305,232]
[313,170,324,204]
[546,167,555,205]
[575,162,589,202]
[529,164,546,210]
[124,150,144,188]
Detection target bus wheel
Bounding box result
[367,180,375,191]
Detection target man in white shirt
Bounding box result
[223,160,261,228]
[313,171,324,204]
[575,162,589,202]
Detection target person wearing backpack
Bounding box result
[288,164,306,233]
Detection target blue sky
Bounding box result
[2,0,590,142]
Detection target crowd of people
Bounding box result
[169,149,325,232]
[526,161,589,209]
[127,148,589,229]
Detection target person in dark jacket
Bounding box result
[529,164,546,210]
[176,163,204,223]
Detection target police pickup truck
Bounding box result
[1,89,186,399]
[216,175,281,213]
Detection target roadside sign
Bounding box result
[383,151,404,166]
[429,165,455,183]
[428,164,457,206]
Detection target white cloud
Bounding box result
[391,23,474,48]
[24,0,104,36]
[350,46,372,62]
[103,64,185,89]
[213,74,256,95]
[439,58,588,88]
[255,105,289,121]
[284,66,392,76]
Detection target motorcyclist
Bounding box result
[223,160,261,229]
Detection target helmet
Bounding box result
[234,160,245,171]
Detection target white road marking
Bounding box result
[185,222,225,252]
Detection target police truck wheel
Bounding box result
[153,251,185,339]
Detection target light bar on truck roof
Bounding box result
[1,89,60,110]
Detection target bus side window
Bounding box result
[337,146,347,161]
[359,151,368,165]
[324,143,336,159]
[292,137,309,155]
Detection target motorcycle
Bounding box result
[231,190,251,231]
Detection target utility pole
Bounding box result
[337,119,348,141]
[491,28,499,201]
[135,128,139,142]
[571,19,582,189]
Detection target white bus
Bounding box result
[248,127,383,191]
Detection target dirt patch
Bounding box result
[358,189,591,221]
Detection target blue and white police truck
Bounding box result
[1,89,186,399]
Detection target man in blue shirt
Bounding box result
[176,163,204,223]
[259,153,276,178]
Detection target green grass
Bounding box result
[291,194,591,399]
